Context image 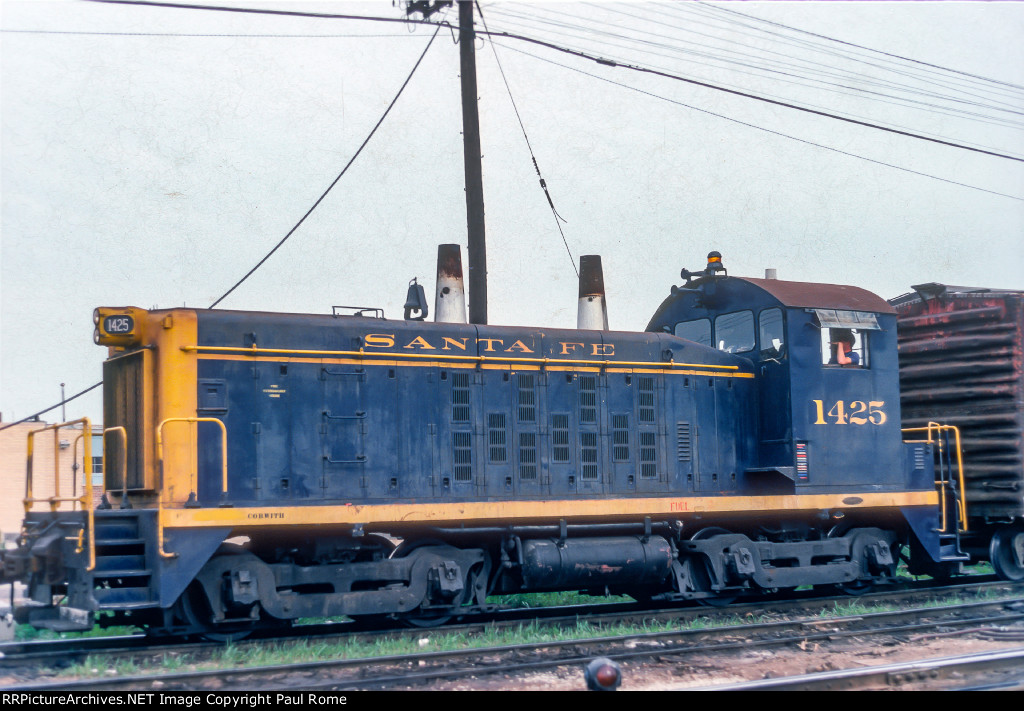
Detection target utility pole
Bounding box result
[405,1,487,324]
[458,0,487,324]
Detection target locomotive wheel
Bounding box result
[825,525,888,596]
[691,527,739,607]
[989,525,1024,582]
[176,543,261,642]
[177,582,257,642]
[391,539,461,628]
[831,579,875,596]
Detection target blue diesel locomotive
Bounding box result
[3,253,996,636]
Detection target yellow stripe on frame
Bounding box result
[162,491,939,529]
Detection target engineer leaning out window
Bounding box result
[827,328,862,367]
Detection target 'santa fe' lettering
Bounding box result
[364,334,614,357]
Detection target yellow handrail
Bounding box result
[70,433,85,510]
[180,344,743,372]
[24,418,95,571]
[155,417,229,559]
[902,422,968,533]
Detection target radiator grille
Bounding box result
[612,414,630,461]
[552,414,571,463]
[639,376,655,424]
[640,432,657,478]
[580,431,599,480]
[103,350,148,490]
[453,431,473,481]
[579,375,597,424]
[519,432,538,480]
[517,373,536,422]
[451,372,470,422]
[488,413,507,463]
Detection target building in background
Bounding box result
[0,417,104,543]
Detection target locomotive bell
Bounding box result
[403,278,428,321]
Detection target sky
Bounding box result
[2,0,1023,426]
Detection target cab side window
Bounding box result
[675,318,712,347]
[715,310,755,354]
[821,328,868,367]
[759,308,784,356]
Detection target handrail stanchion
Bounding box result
[23,419,95,569]
[902,423,968,535]
[155,417,229,559]
[70,433,85,511]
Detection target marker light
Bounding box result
[705,251,726,276]
[584,657,622,691]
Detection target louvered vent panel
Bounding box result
[676,422,692,461]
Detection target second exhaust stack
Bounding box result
[435,244,468,324]
[577,255,609,331]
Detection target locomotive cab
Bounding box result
[647,256,910,496]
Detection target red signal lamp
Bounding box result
[584,657,622,691]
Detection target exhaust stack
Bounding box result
[577,255,609,331]
[435,244,468,324]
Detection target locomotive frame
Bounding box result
[4,254,1017,637]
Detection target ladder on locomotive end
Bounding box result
[904,423,971,569]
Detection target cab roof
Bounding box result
[685,276,895,314]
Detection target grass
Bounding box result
[487,590,633,608]
[56,615,737,680]
[50,580,1022,682]
[56,606,785,681]
[14,622,138,642]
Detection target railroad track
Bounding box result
[689,647,1024,691]
[3,580,1023,691]
[0,577,1015,669]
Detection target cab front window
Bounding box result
[675,318,711,347]
[715,310,755,354]
[759,308,784,356]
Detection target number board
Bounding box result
[103,315,135,335]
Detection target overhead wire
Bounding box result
[1,28,420,37]
[474,1,578,278]
[487,4,1024,127]
[479,8,1024,147]
[501,1,1023,112]
[662,2,1024,110]
[0,382,103,432]
[11,1,1021,423]
[490,39,1024,203]
[83,0,1024,163]
[693,0,1024,93]
[208,23,442,308]
[599,2,1024,119]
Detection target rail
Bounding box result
[155,417,228,558]
[179,344,745,373]
[24,418,96,571]
[902,422,968,533]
